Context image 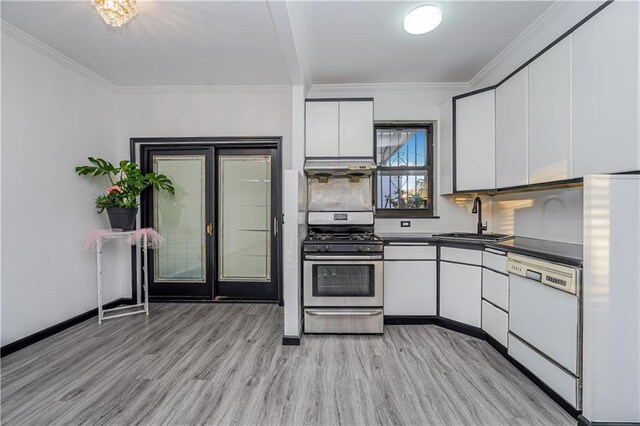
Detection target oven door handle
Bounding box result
[304,255,383,261]
[306,309,384,316]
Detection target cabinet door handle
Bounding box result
[273,217,278,236]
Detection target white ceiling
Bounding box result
[1,1,292,86]
[1,0,555,87]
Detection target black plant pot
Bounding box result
[106,207,138,231]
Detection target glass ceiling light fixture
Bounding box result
[93,0,137,28]
[404,5,442,35]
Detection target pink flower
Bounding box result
[106,185,122,194]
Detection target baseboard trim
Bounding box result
[150,298,278,304]
[384,315,437,325]
[1,298,133,357]
[577,415,640,426]
[282,336,301,346]
[485,334,509,357]
[436,317,486,340]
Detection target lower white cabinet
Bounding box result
[509,333,579,408]
[481,300,508,347]
[384,261,437,316]
[482,269,509,311]
[440,261,482,327]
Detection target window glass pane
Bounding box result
[377,170,430,210]
[154,156,206,282]
[376,128,427,167]
[313,265,374,297]
[219,155,271,282]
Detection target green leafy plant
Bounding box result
[76,157,174,212]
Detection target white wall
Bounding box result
[583,175,640,423]
[1,33,126,346]
[116,87,292,168]
[308,84,492,235]
[283,170,306,338]
[492,187,583,245]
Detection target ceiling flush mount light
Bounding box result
[404,5,442,35]
[93,0,137,28]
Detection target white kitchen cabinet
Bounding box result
[496,68,528,188]
[482,300,508,347]
[482,269,509,312]
[483,250,508,274]
[441,246,482,266]
[509,333,578,408]
[305,100,374,158]
[454,90,496,192]
[339,101,374,157]
[440,261,482,327]
[385,245,436,260]
[438,99,454,195]
[384,261,437,316]
[305,101,339,157]
[573,1,640,177]
[528,36,572,184]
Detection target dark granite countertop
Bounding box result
[486,237,583,268]
[377,233,438,242]
[377,233,583,267]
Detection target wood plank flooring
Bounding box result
[1,303,574,425]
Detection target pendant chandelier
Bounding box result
[93,0,137,28]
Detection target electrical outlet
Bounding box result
[400,221,411,228]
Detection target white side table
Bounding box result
[96,230,149,324]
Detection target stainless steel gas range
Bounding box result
[302,158,383,334]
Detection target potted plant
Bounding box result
[76,157,174,231]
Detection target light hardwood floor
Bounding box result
[1,303,574,425]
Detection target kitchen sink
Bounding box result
[434,232,511,242]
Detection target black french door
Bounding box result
[214,148,279,300]
[142,145,279,301]
[145,148,214,299]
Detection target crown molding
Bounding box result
[310,82,470,95]
[468,0,575,89]
[1,19,118,93]
[115,85,293,95]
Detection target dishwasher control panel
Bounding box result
[507,253,579,295]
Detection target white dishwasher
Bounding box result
[507,253,582,409]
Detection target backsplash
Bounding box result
[492,187,583,245]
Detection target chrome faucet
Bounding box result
[472,197,488,235]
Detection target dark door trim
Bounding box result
[131,137,284,305]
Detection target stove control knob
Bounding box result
[357,246,363,252]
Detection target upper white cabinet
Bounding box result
[496,68,528,188]
[572,1,640,177]
[305,101,339,157]
[528,36,573,184]
[305,99,374,158]
[438,99,454,195]
[338,101,374,157]
[455,90,496,191]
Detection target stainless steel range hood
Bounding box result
[304,158,376,179]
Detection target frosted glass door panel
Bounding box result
[219,155,271,281]
[154,156,206,282]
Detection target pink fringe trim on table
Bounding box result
[84,228,164,251]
